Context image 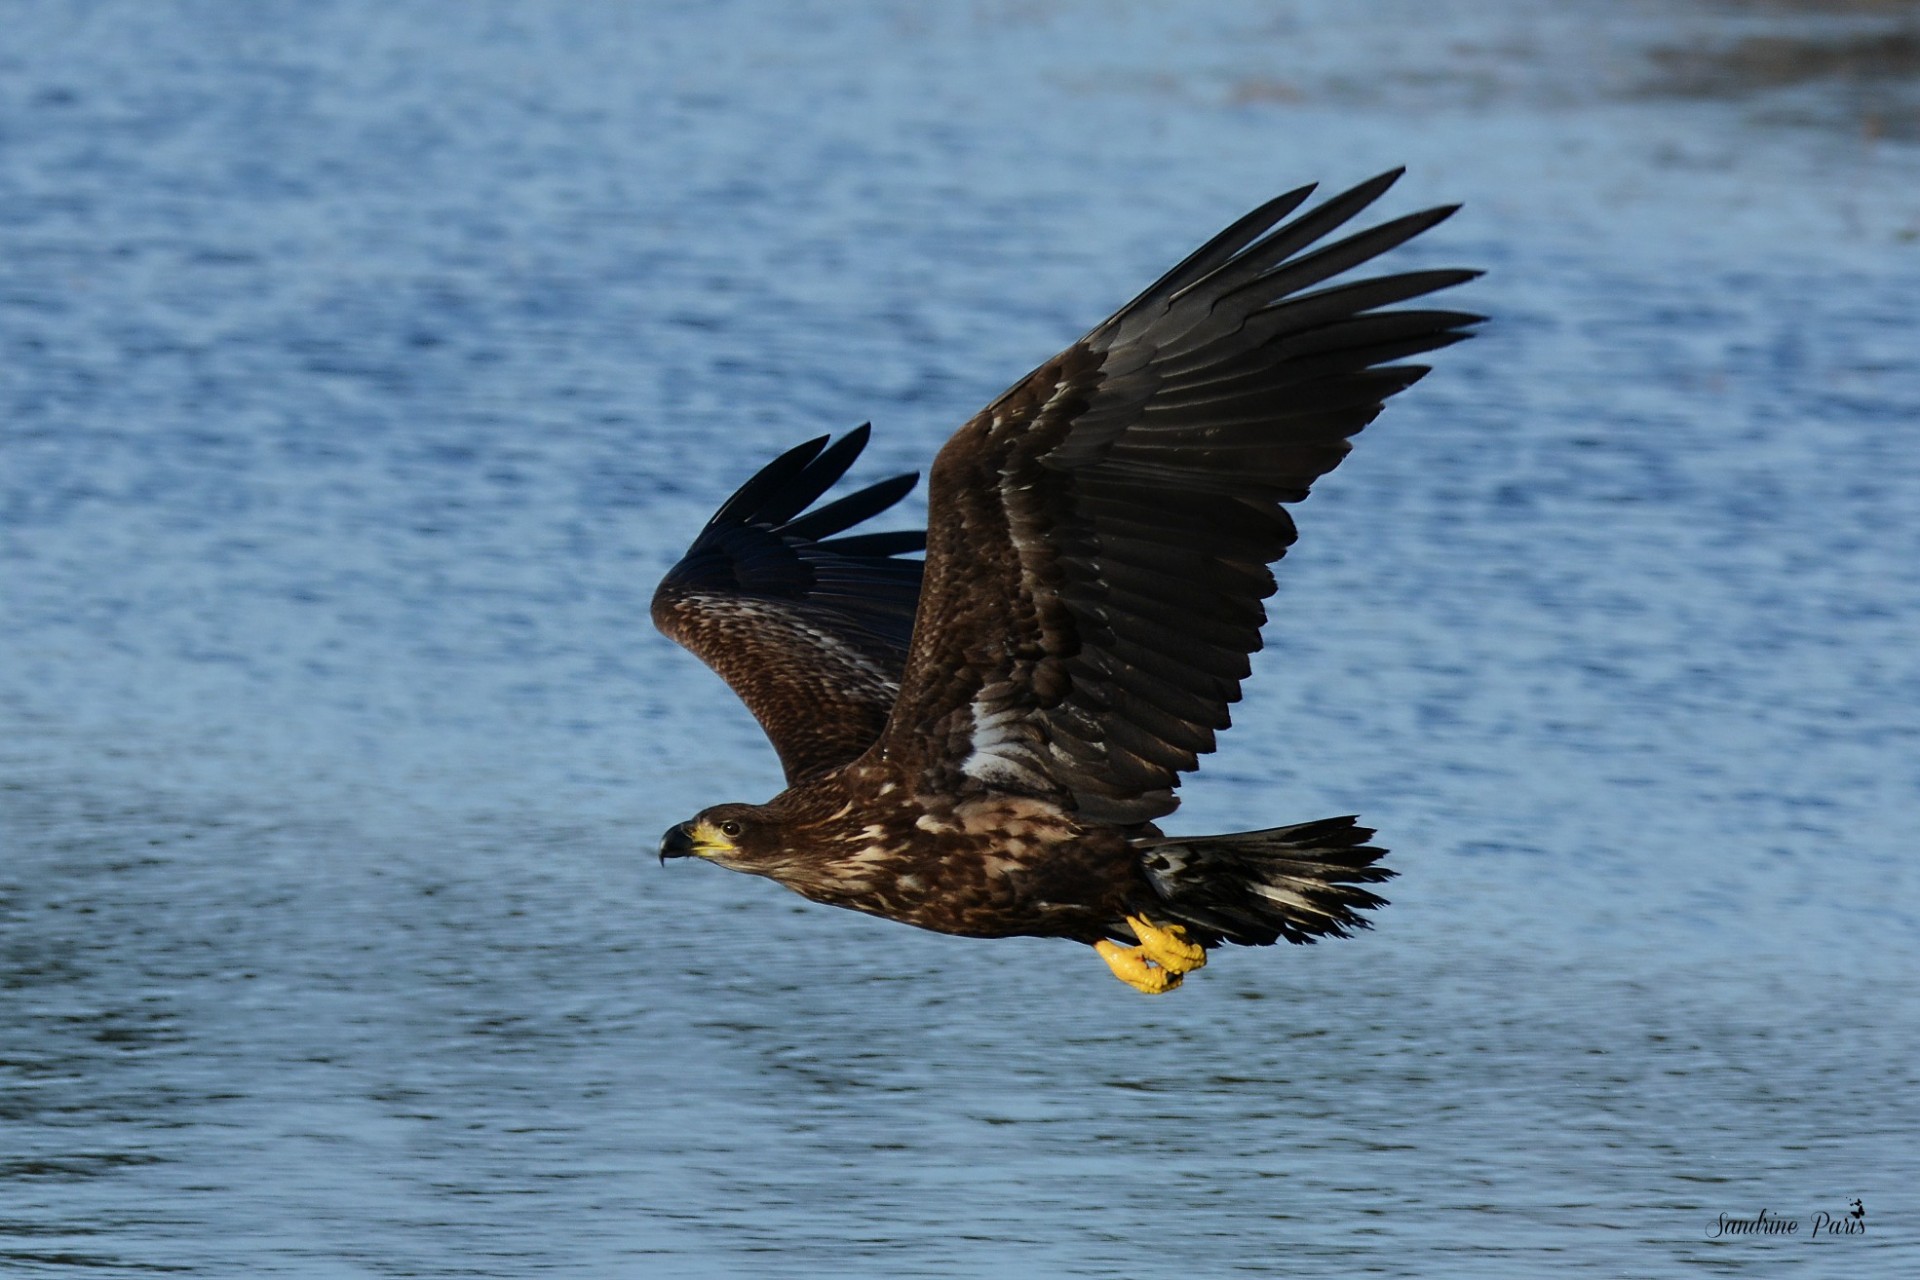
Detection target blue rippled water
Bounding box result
[4,2,1918,1276]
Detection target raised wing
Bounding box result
[880,170,1481,824]
[652,426,925,782]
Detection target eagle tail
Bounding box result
[1135,817,1393,947]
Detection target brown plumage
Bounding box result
[652,426,924,782]
[654,170,1480,992]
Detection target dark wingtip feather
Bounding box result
[758,425,873,527]
[708,434,833,530]
[702,424,900,537]
[784,470,922,542]
[1152,169,1440,338]
[664,426,926,619]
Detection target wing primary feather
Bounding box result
[754,424,875,526]
[1102,183,1322,340]
[784,470,921,541]
[1212,205,1462,315]
[1163,168,1407,310]
[705,433,832,529]
[1149,274,1479,383]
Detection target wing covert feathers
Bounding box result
[882,171,1481,823]
[652,425,925,783]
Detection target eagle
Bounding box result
[654,170,1479,992]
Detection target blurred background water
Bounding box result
[3,1,1917,1276]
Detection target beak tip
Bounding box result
[658,821,695,864]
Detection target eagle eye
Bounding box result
[719,819,744,838]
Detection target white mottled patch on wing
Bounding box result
[958,685,1055,791]
[959,746,1045,790]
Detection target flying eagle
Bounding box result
[654,170,1479,992]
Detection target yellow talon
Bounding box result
[1093,917,1209,994]
[1124,914,1207,975]
[1095,939,1183,994]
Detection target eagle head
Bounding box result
[658,803,779,871]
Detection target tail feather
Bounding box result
[1135,816,1393,947]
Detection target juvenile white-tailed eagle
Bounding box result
[654,170,1479,992]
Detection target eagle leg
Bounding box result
[1093,917,1208,994]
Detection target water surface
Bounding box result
[3,2,1918,1275]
